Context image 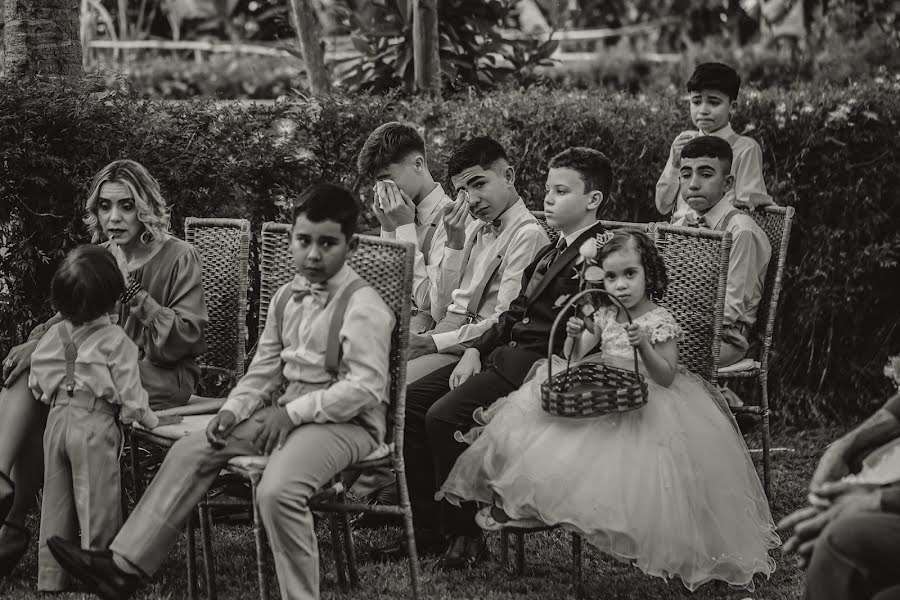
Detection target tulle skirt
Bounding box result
[437,355,780,591]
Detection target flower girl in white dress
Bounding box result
[438,230,779,591]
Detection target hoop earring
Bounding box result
[140,230,154,245]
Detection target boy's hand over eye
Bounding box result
[379,180,416,228]
[252,406,295,455]
[670,131,697,168]
[443,191,469,250]
[565,316,585,338]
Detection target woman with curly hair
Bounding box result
[0,159,208,576]
[438,230,779,592]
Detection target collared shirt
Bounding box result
[381,184,455,318]
[219,265,395,438]
[674,199,772,327]
[430,199,549,351]
[28,315,159,429]
[656,123,772,221]
[562,222,600,251]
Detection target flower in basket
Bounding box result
[886,355,900,390]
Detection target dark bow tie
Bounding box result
[684,214,708,229]
[485,218,503,237]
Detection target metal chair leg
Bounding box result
[251,479,270,600]
[515,532,526,576]
[339,495,360,588]
[185,510,199,600]
[572,533,583,599]
[329,514,350,592]
[199,499,217,600]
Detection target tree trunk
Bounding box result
[288,0,331,95]
[4,0,82,77]
[412,0,440,95]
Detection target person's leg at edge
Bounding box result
[0,375,48,560]
[425,368,517,567]
[805,511,900,600]
[256,422,377,600]
[108,418,263,576]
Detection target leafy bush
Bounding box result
[2,76,898,425]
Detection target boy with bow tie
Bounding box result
[48,184,395,600]
[404,136,549,384]
[375,147,609,568]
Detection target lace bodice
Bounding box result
[593,305,683,359]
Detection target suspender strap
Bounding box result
[324,279,369,379]
[274,285,293,348]
[456,222,486,288]
[56,322,109,397]
[420,210,444,261]
[717,208,742,232]
[463,219,534,321]
[724,130,740,146]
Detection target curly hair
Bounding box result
[83,160,170,243]
[598,229,668,302]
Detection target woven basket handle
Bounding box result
[546,288,641,383]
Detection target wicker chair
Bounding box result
[717,206,795,497]
[127,217,250,600]
[500,223,732,597]
[529,210,652,244]
[197,224,420,600]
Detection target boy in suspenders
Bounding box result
[656,62,774,223]
[49,185,396,600]
[358,122,457,334]
[675,136,772,380]
[404,136,549,383]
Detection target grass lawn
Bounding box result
[0,427,841,599]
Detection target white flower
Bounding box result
[579,239,597,260]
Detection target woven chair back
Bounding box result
[184,217,251,383]
[742,206,795,364]
[653,224,732,382]
[258,222,413,445]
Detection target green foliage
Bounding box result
[335,0,557,93]
[2,77,898,425]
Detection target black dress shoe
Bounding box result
[0,472,13,526]
[438,534,491,570]
[47,536,140,600]
[0,521,29,578]
[372,530,446,561]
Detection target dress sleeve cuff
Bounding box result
[442,247,464,271]
[395,223,417,244]
[285,394,317,425]
[431,331,458,352]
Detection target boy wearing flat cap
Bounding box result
[656,62,774,222]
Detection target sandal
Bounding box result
[0,472,13,525]
[0,521,29,578]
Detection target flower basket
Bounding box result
[541,289,649,418]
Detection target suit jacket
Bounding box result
[471,221,606,386]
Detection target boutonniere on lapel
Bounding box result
[571,236,610,333]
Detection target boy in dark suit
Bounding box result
[375,147,610,568]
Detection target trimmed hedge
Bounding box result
[1,77,898,424]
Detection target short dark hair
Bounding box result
[686,62,741,101]
[548,147,614,198]
[51,245,125,326]
[446,136,509,181]
[681,136,733,171]
[357,122,426,178]
[598,230,668,301]
[292,183,360,238]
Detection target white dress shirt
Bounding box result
[656,123,772,221]
[381,183,454,319]
[219,265,395,437]
[674,199,772,328]
[430,199,549,351]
